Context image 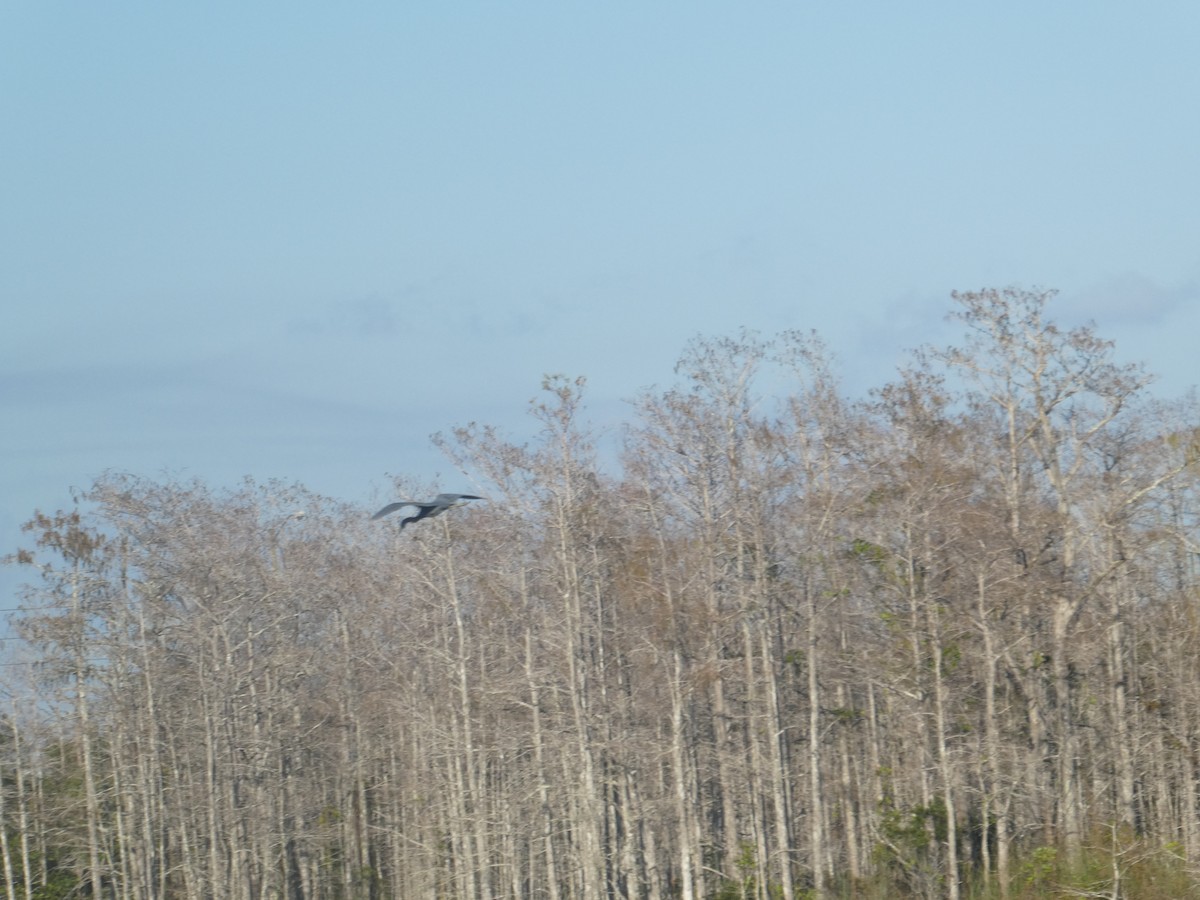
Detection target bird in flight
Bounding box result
[370,493,484,530]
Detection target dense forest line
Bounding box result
[4,289,1200,899]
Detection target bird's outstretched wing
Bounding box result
[371,494,484,523]
[371,501,419,520]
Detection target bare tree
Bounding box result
[936,288,1153,868]
[4,291,1199,898]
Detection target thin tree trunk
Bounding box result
[927,599,960,900]
[835,679,862,884]
[1052,596,1083,867]
[977,572,1010,899]
[807,587,827,896]
[444,536,487,900]
[670,651,696,900]
[77,659,105,897]
[761,626,796,900]
[1108,583,1136,833]
[526,621,561,900]
[9,703,35,900]
[740,620,771,900]
[0,725,15,900]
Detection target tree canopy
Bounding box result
[4,289,1200,899]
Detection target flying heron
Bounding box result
[370,493,483,530]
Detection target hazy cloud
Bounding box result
[286,295,402,338]
[1061,273,1197,326]
[836,290,960,394]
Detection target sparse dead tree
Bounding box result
[936,288,1154,869]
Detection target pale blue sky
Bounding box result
[2,4,1199,601]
